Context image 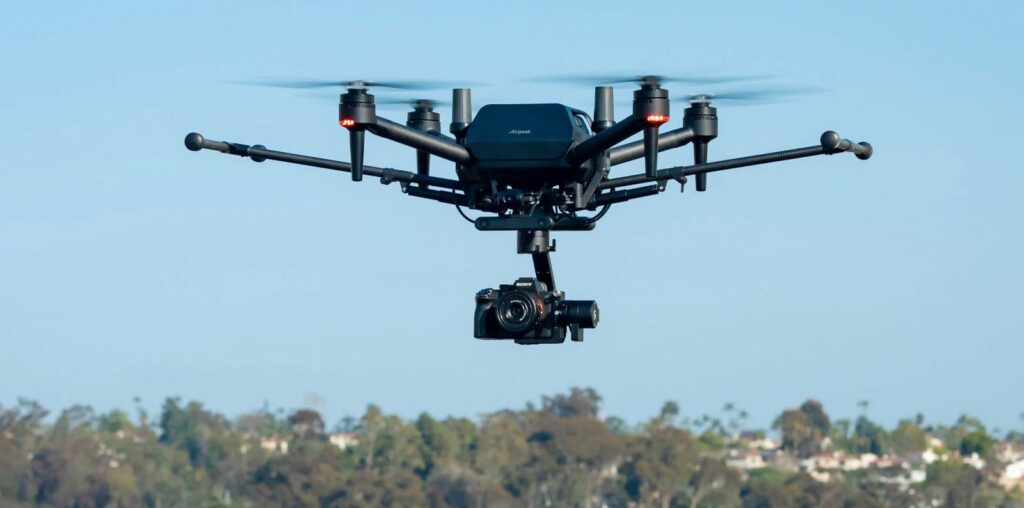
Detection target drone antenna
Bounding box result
[451,88,472,140]
[593,86,614,133]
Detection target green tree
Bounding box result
[624,425,698,508]
[158,397,231,471]
[849,416,889,455]
[659,401,680,425]
[889,419,927,455]
[288,409,325,440]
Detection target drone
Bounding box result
[184,75,872,345]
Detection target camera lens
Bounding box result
[495,290,543,333]
[506,300,529,322]
[562,300,599,328]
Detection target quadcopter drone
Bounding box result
[184,75,872,345]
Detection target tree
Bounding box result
[686,456,741,508]
[541,387,602,419]
[740,469,796,508]
[416,413,458,477]
[288,408,325,440]
[375,415,425,477]
[849,416,889,455]
[772,400,832,458]
[158,398,231,470]
[799,400,830,438]
[624,425,698,508]
[1,396,1020,508]
[889,419,927,455]
[659,401,680,425]
[474,414,528,482]
[959,429,995,457]
[357,404,386,469]
[236,409,278,437]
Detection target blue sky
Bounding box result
[1,1,1022,433]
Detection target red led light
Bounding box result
[340,118,356,128]
[645,114,669,125]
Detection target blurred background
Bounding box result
[1,0,1021,432]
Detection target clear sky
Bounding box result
[1,1,1022,433]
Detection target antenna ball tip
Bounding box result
[856,142,873,160]
[820,131,842,152]
[185,132,205,151]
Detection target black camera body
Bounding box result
[474,277,599,344]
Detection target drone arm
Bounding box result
[405,185,470,206]
[608,127,696,166]
[587,183,662,209]
[597,131,872,191]
[368,117,473,165]
[183,132,463,191]
[566,114,644,166]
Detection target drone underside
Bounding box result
[185,75,872,344]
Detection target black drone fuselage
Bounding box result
[184,80,872,344]
[463,103,591,189]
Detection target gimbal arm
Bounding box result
[590,131,872,205]
[184,133,469,206]
[607,126,696,166]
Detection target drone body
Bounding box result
[185,76,872,344]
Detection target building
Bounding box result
[1001,459,1024,489]
[260,436,289,453]
[329,432,359,450]
[726,450,766,470]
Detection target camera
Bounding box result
[474,277,599,344]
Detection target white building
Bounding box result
[260,436,289,453]
[329,432,359,450]
[996,442,1024,463]
[727,450,766,470]
[962,452,986,470]
[1001,459,1024,489]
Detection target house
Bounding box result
[801,452,842,472]
[841,455,866,471]
[996,442,1024,463]
[903,448,941,465]
[329,432,359,450]
[726,450,766,470]
[1001,460,1024,489]
[748,437,779,451]
[764,450,800,472]
[874,455,898,469]
[962,452,986,470]
[260,436,289,453]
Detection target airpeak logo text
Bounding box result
[507,129,532,135]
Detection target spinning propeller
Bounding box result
[531,73,770,87]
[239,79,472,182]
[236,78,472,90]
[684,84,826,105]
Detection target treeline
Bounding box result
[1,388,1021,507]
